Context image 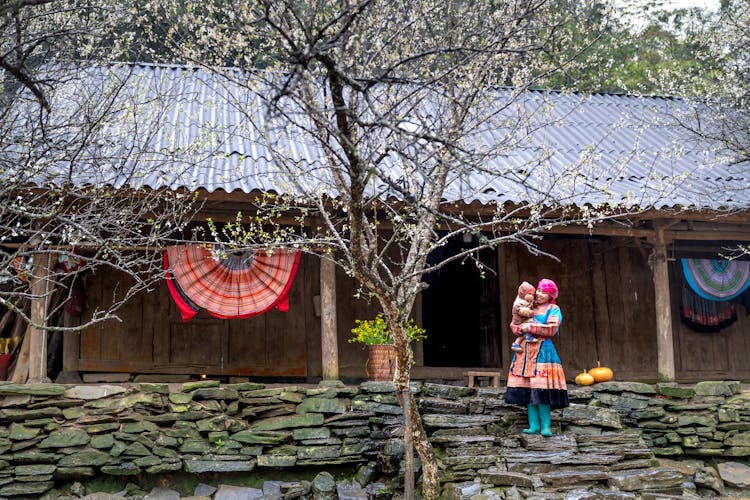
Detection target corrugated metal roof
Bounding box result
[6,62,748,210]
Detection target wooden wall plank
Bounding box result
[478,246,501,367]
[305,254,323,380]
[61,312,80,372]
[498,243,519,370]
[170,320,222,367]
[152,281,174,365]
[618,246,657,374]
[80,271,105,362]
[141,280,164,365]
[590,247,612,368]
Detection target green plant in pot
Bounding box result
[349,315,426,380]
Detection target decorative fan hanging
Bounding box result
[164,244,300,321]
[681,258,750,301]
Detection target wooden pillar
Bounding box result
[652,227,675,381]
[28,252,51,382]
[320,257,339,380]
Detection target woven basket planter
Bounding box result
[367,344,396,381]
[0,354,11,381]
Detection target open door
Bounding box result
[422,235,501,367]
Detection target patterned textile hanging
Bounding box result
[164,244,301,322]
[680,281,737,333]
[681,258,750,301]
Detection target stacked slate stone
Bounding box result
[570,380,750,459]
[418,383,693,498]
[0,380,392,498]
[1,379,750,498]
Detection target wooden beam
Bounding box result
[499,243,519,370]
[27,252,53,382]
[652,226,675,382]
[320,257,339,380]
[664,230,750,242]
[539,224,652,239]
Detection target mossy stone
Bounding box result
[257,455,297,467]
[183,459,255,473]
[2,407,63,421]
[140,383,170,394]
[657,384,695,399]
[180,438,210,454]
[110,440,127,457]
[58,450,110,467]
[169,393,193,404]
[62,407,86,420]
[296,398,348,414]
[694,381,734,397]
[54,466,96,479]
[250,413,323,431]
[209,431,229,444]
[121,421,160,434]
[123,442,151,456]
[181,380,221,392]
[90,435,114,449]
[293,428,330,440]
[133,455,161,467]
[0,481,55,496]
[9,424,39,441]
[192,388,239,400]
[231,430,291,445]
[146,461,183,473]
[153,446,179,459]
[14,464,56,476]
[0,383,68,396]
[38,429,89,448]
[101,463,141,475]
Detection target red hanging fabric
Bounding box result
[164,244,301,322]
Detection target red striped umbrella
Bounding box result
[164,244,300,321]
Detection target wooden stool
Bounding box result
[464,370,502,388]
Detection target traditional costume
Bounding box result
[504,278,569,436]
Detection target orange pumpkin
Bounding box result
[575,370,595,386]
[589,361,613,382]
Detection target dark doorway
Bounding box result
[422,235,501,367]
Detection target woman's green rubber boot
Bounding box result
[539,404,553,437]
[522,404,540,434]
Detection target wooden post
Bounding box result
[28,252,52,382]
[652,227,675,381]
[320,257,339,380]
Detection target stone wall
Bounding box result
[0,379,749,498]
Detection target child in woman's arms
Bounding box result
[510,281,537,352]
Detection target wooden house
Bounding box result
[11,64,750,383]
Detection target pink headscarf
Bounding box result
[537,278,558,304]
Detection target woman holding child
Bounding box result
[504,278,569,437]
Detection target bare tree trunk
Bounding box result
[397,386,414,499]
[387,305,440,499]
[410,392,439,499]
